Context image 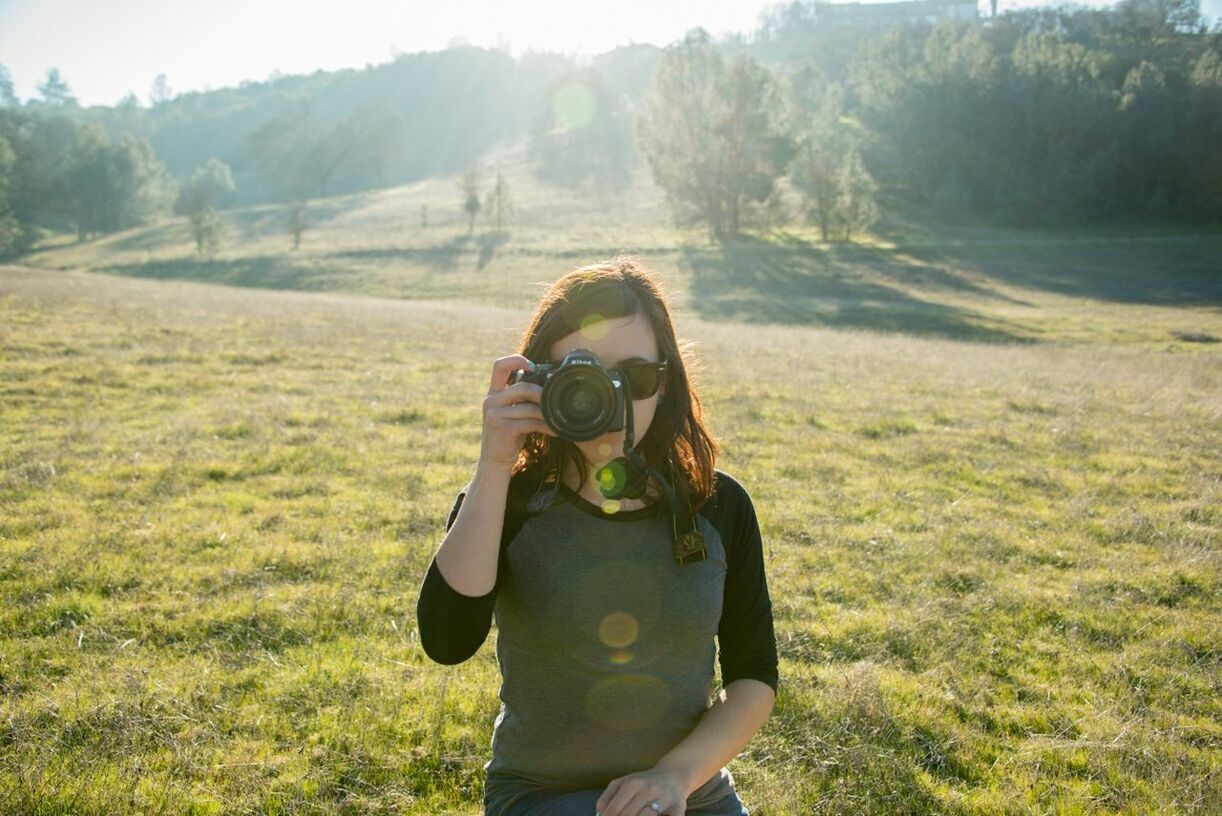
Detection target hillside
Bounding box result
[17,136,1222,350]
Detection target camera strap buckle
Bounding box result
[673,525,708,565]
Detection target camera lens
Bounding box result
[538,348,625,442]
[544,367,617,440]
[558,377,601,423]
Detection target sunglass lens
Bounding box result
[625,366,661,397]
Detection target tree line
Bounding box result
[637,0,1221,239]
[0,0,1218,258]
[845,0,1222,224]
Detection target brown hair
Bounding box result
[511,255,720,511]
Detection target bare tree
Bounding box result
[459,162,483,233]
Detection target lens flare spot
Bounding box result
[600,499,621,514]
[598,611,639,648]
[552,79,598,131]
[598,442,613,456]
[596,459,628,498]
[584,675,672,732]
[579,313,608,340]
[609,649,634,665]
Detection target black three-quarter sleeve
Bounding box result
[710,472,780,696]
[416,488,503,665]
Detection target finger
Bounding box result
[504,417,554,437]
[484,380,544,407]
[488,354,533,394]
[596,779,625,815]
[624,792,662,816]
[606,784,646,816]
[493,402,545,421]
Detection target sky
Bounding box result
[1,0,1218,107]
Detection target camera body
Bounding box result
[508,348,627,442]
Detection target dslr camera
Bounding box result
[508,348,627,442]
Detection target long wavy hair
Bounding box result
[511,255,720,512]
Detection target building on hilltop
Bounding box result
[812,0,980,29]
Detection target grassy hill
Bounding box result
[17,137,1222,351]
[2,225,1220,812]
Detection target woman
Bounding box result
[416,256,778,816]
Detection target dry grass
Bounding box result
[2,261,1219,814]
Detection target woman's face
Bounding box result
[546,311,666,470]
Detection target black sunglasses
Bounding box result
[617,359,668,399]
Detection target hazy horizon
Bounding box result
[1,0,1218,108]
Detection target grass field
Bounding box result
[2,156,1221,814]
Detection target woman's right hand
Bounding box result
[478,354,554,475]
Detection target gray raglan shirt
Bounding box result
[416,468,778,815]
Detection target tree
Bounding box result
[63,124,175,240]
[248,99,317,202]
[0,105,78,245]
[785,62,851,240]
[248,99,405,247]
[250,99,404,200]
[0,64,17,108]
[636,29,795,242]
[836,143,879,241]
[173,158,235,254]
[529,68,638,189]
[290,204,306,250]
[37,68,76,108]
[1184,42,1222,218]
[149,74,172,107]
[0,133,23,256]
[459,162,482,233]
[792,133,844,240]
[248,100,318,248]
[329,105,404,189]
[305,105,404,196]
[483,171,514,231]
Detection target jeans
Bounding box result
[498,787,750,816]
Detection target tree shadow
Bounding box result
[905,238,1222,306]
[98,257,332,292]
[226,200,355,243]
[867,213,1222,306]
[87,201,359,255]
[329,233,473,275]
[476,230,510,270]
[104,222,188,252]
[327,231,515,274]
[777,232,1034,306]
[684,235,1036,344]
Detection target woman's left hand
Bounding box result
[595,768,688,816]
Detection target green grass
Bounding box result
[1,257,1218,813]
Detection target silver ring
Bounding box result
[648,802,663,814]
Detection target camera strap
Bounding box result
[616,380,707,566]
[634,448,707,566]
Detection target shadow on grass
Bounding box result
[97,232,510,293]
[329,230,511,273]
[684,235,1035,344]
[868,212,1222,306]
[98,256,333,292]
[901,239,1222,306]
[104,222,188,252]
[477,230,511,270]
